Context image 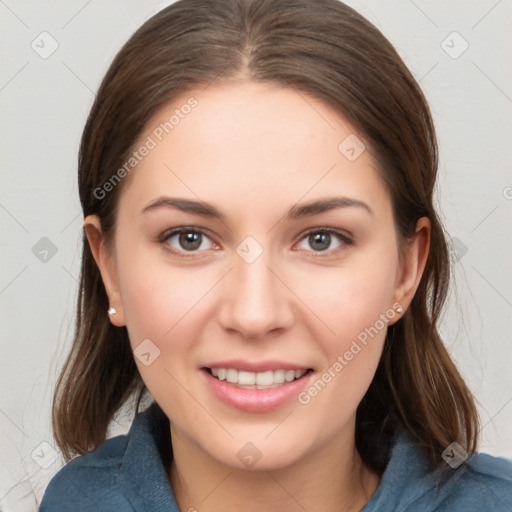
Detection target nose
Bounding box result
[217,243,295,340]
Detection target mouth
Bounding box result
[201,363,315,412]
[202,367,313,390]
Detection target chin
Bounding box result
[200,430,314,472]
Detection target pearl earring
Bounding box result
[107,307,117,317]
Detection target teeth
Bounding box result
[256,371,273,386]
[239,371,256,385]
[208,367,308,388]
[274,370,285,384]
[226,369,238,384]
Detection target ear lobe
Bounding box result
[83,215,126,326]
[391,217,431,318]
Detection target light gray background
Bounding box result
[1,0,511,509]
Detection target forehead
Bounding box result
[118,81,390,222]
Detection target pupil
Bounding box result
[180,232,201,251]
[310,232,330,251]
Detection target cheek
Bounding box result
[117,243,213,344]
[115,247,223,401]
[292,245,398,410]
[116,249,213,409]
[295,272,394,428]
[296,253,398,347]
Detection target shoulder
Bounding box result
[428,451,512,511]
[363,427,512,512]
[39,434,133,511]
[39,402,175,512]
[400,440,512,510]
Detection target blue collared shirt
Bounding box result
[40,401,512,511]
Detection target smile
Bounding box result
[206,367,310,389]
[202,366,314,412]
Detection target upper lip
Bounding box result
[202,359,312,372]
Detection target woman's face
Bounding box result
[86,81,428,470]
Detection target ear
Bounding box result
[390,217,431,322]
[83,215,126,327]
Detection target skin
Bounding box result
[85,81,430,512]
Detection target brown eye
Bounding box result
[296,229,352,254]
[177,231,203,251]
[308,232,332,251]
[160,228,217,255]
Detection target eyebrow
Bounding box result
[141,196,373,220]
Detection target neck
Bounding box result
[168,424,381,512]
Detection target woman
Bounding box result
[40,0,512,510]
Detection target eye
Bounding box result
[158,227,352,258]
[159,228,218,256]
[296,229,352,254]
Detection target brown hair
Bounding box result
[53,0,479,470]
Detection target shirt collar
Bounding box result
[118,401,180,511]
[361,427,439,510]
[117,401,438,511]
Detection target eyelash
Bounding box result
[158,227,353,259]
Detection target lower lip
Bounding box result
[202,369,313,413]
